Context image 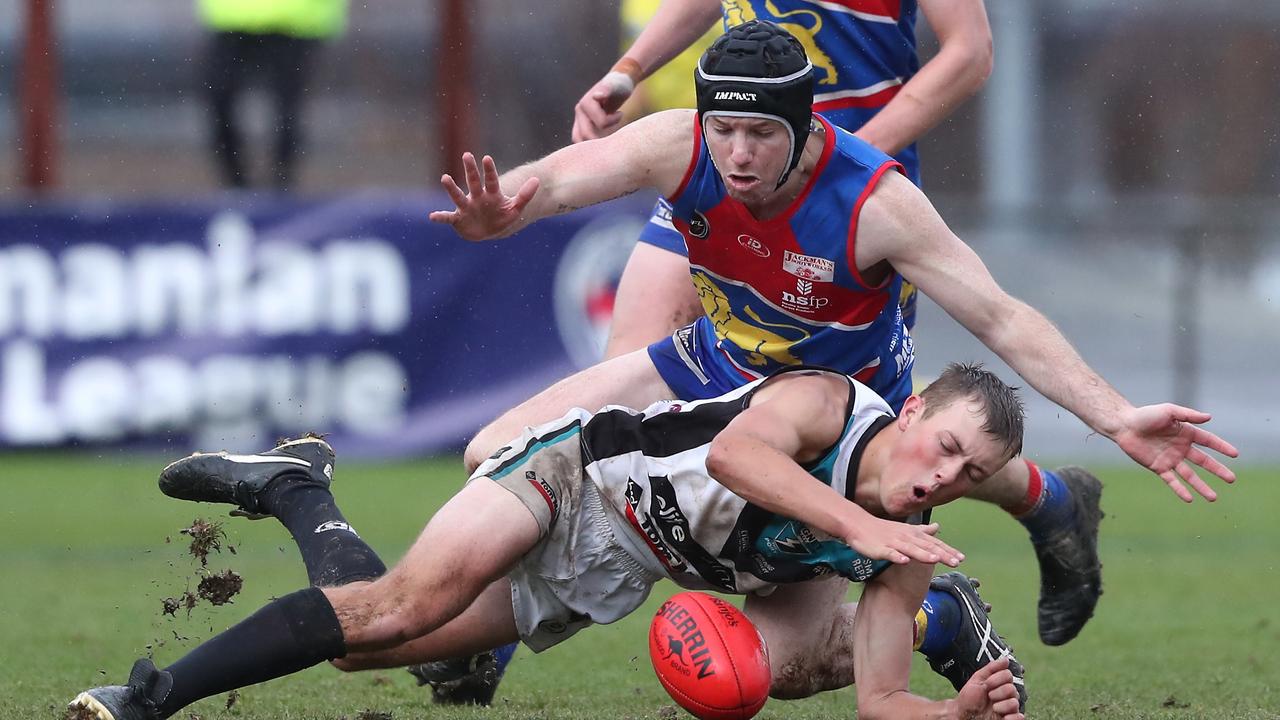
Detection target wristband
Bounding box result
[611,57,643,84]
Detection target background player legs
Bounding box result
[604,242,703,359]
[264,35,317,191]
[205,31,249,188]
[744,576,858,699]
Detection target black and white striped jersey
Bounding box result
[582,366,929,595]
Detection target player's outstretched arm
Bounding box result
[705,372,964,567]
[854,0,993,156]
[572,0,724,142]
[854,565,1025,720]
[430,110,697,241]
[857,172,1238,501]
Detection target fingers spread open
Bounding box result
[1187,446,1236,483]
[441,174,468,206]
[1160,470,1194,503]
[481,155,501,194]
[461,152,482,193]
[1193,426,1240,458]
[1177,462,1217,502]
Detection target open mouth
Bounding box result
[911,485,929,501]
[726,174,760,191]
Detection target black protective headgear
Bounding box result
[695,20,815,188]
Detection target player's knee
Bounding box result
[463,431,496,475]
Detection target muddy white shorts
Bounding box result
[471,409,664,652]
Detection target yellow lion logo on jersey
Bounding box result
[722,0,838,86]
[692,271,810,367]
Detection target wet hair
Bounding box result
[919,362,1025,459]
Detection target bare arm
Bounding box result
[704,373,963,567]
[430,110,696,240]
[854,0,993,156]
[854,563,1025,720]
[572,0,724,141]
[856,172,1239,500]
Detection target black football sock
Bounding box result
[157,587,346,717]
[261,481,387,586]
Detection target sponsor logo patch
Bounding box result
[737,234,770,258]
[688,211,710,239]
[655,599,717,679]
[714,90,757,102]
[781,277,829,314]
[526,470,560,519]
[782,250,835,282]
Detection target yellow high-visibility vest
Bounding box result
[197,0,348,39]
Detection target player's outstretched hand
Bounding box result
[428,152,540,241]
[572,73,635,143]
[1113,403,1239,502]
[954,657,1025,720]
[844,518,964,567]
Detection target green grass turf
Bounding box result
[1,453,1276,719]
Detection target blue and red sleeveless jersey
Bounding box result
[721,0,920,183]
[667,114,915,408]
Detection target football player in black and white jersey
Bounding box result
[72,363,1031,720]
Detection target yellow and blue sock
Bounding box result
[913,589,962,658]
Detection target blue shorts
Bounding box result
[647,318,914,410]
[647,319,744,401]
[636,198,688,257]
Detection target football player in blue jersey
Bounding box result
[70,363,1033,720]
[425,6,996,699]
[424,19,1239,702]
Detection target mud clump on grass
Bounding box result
[64,705,97,720]
[197,570,243,606]
[180,519,228,567]
[161,596,181,617]
[355,712,393,720]
[225,689,240,710]
[160,590,201,618]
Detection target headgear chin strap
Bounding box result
[695,20,815,189]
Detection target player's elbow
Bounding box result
[956,39,994,94]
[704,436,741,488]
[942,30,994,95]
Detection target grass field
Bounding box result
[2,453,1276,719]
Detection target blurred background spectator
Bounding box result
[198,0,348,190]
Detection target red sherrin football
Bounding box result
[649,591,770,720]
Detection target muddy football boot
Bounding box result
[927,573,1026,712]
[1034,466,1104,646]
[68,658,171,720]
[158,434,335,518]
[407,649,505,706]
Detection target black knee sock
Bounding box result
[261,481,387,587]
[157,587,345,717]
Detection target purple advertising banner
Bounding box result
[0,192,655,457]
